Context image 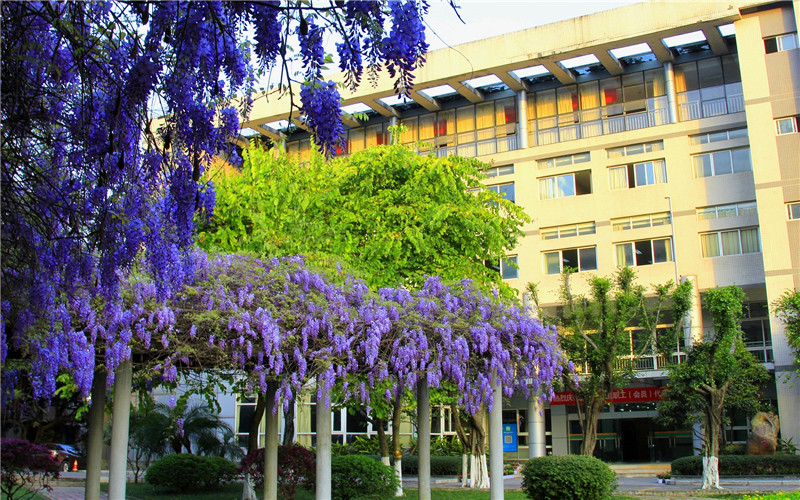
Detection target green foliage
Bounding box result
[670,454,800,475]
[431,435,464,456]
[145,454,236,491]
[330,455,400,500]
[1,438,60,500]
[401,455,463,475]
[200,144,529,291]
[659,286,770,458]
[549,267,692,455]
[774,289,800,370]
[722,443,747,455]
[521,455,617,500]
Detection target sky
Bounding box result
[422,0,641,51]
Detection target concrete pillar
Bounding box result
[316,382,332,500]
[664,61,679,124]
[489,378,504,500]
[108,360,132,500]
[527,396,546,458]
[417,380,431,500]
[264,385,279,500]
[516,90,529,149]
[389,116,399,145]
[85,370,105,500]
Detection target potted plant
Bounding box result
[656,472,671,484]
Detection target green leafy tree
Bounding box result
[658,286,770,489]
[533,267,692,456]
[774,289,800,371]
[200,141,529,291]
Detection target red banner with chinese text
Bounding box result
[550,386,666,405]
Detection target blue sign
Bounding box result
[502,423,518,452]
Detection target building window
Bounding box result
[788,202,800,220]
[615,238,673,267]
[236,396,264,449]
[608,160,667,190]
[689,127,748,145]
[607,140,663,158]
[692,148,751,178]
[543,247,597,274]
[612,213,670,231]
[764,32,798,53]
[696,201,757,220]
[488,182,515,203]
[486,256,519,280]
[776,116,799,135]
[541,221,596,240]
[539,170,592,200]
[700,228,760,257]
[537,152,590,169]
[483,165,514,177]
[741,301,773,363]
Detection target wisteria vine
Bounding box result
[1,1,432,404]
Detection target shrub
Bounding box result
[521,455,617,500]
[331,455,399,500]
[431,435,463,456]
[722,444,747,455]
[401,455,462,476]
[239,444,316,499]
[145,453,235,491]
[671,454,800,476]
[1,438,60,500]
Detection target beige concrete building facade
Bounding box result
[234,0,800,462]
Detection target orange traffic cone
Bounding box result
[71,460,78,472]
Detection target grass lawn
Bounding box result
[106,483,642,500]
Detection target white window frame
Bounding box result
[776,117,799,135]
[614,238,673,267]
[689,127,748,145]
[696,201,757,220]
[484,165,515,177]
[612,212,670,231]
[543,247,597,275]
[607,140,664,158]
[541,221,596,240]
[788,202,800,220]
[608,160,667,190]
[765,32,799,53]
[537,152,591,169]
[699,228,761,258]
[488,182,515,203]
[692,148,752,178]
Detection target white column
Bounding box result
[527,396,546,458]
[417,380,431,500]
[489,378,504,500]
[516,90,529,149]
[316,382,332,500]
[664,61,679,124]
[108,360,132,500]
[264,385,279,500]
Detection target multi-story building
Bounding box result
[206,0,799,462]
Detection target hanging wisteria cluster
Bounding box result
[111,252,564,416]
[1,1,431,402]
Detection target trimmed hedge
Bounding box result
[671,455,800,476]
[145,454,236,491]
[521,455,617,500]
[331,455,399,500]
[400,455,462,475]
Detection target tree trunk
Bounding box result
[248,393,266,453]
[376,418,390,465]
[391,389,404,497]
[85,369,105,500]
[701,390,725,490]
[469,411,489,489]
[579,393,607,456]
[282,401,295,446]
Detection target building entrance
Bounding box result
[620,418,652,462]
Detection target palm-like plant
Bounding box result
[130,399,238,458]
